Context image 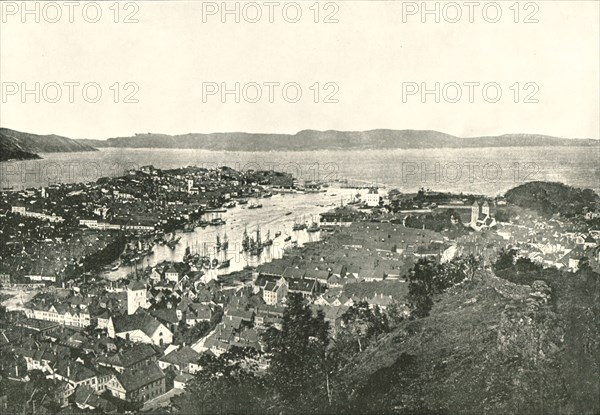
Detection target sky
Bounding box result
[0,1,599,140]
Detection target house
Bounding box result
[305,269,330,286]
[174,373,195,389]
[288,278,318,298]
[97,343,158,373]
[367,293,394,310]
[72,385,117,413]
[24,303,91,328]
[365,188,380,207]
[96,310,111,330]
[262,277,288,305]
[165,265,181,283]
[282,267,306,280]
[253,305,285,329]
[176,300,213,327]
[108,312,173,346]
[107,362,166,403]
[50,362,99,391]
[158,346,201,374]
[0,273,10,285]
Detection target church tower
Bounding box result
[127,280,147,315]
[471,201,480,224]
[482,201,490,216]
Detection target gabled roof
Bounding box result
[159,347,199,366]
[150,308,180,325]
[282,267,306,280]
[305,269,330,281]
[117,362,165,392]
[55,361,97,382]
[97,343,157,368]
[73,385,116,412]
[111,312,165,338]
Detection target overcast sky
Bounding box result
[1,1,598,140]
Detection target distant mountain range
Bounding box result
[0,128,97,162]
[77,130,599,151]
[1,128,597,162]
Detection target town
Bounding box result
[1,166,599,414]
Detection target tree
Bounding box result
[175,346,265,414]
[494,248,517,272]
[340,301,390,352]
[407,256,479,317]
[263,293,332,412]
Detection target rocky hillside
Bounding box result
[0,128,97,161]
[340,269,600,414]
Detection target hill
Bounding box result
[77,130,599,151]
[0,128,97,162]
[505,181,598,217]
[340,268,600,414]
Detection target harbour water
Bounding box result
[103,188,351,281]
[1,146,598,195]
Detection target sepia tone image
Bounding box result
[0,1,599,414]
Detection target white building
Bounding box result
[365,188,380,207]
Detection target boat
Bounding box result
[307,222,320,232]
[222,232,229,251]
[263,230,273,246]
[285,212,292,216]
[218,258,231,269]
[238,199,249,205]
[210,217,225,226]
[293,222,307,231]
[274,231,281,238]
[212,258,219,268]
[248,202,263,209]
[284,235,291,242]
[242,225,264,255]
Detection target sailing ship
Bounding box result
[242,225,264,255]
[222,232,229,251]
[263,230,273,246]
[216,232,229,252]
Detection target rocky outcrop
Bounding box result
[483,271,532,301]
[497,280,563,363]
